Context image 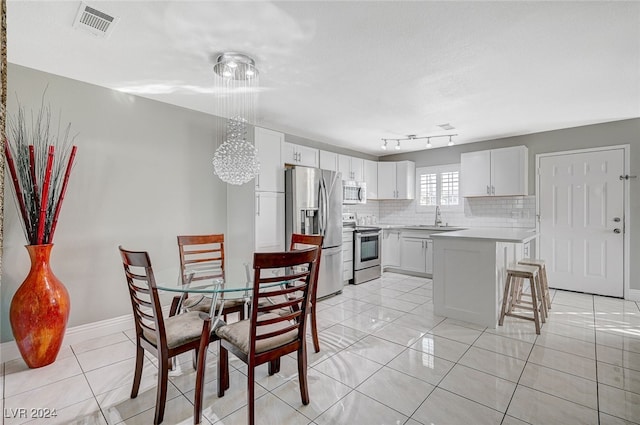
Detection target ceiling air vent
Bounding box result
[438,123,455,131]
[72,2,118,38]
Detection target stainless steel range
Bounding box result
[342,213,382,284]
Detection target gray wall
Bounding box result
[1,64,228,342]
[382,118,640,291]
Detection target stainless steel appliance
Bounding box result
[353,226,381,284]
[285,167,343,298]
[342,180,367,204]
[342,213,382,285]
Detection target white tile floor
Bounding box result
[2,272,640,425]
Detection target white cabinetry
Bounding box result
[461,146,528,197]
[342,230,354,282]
[226,128,286,283]
[382,228,401,268]
[282,142,319,168]
[254,127,284,192]
[363,159,378,200]
[378,161,415,199]
[319,150,339,171]
[255,192,285,252]
[338,154,364,182]
[400,234,433,275]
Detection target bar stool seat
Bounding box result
[518,258,551,312]
[499,264,545,334]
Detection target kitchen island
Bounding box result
[430,228,538,328]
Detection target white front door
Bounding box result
[538,148,625,297]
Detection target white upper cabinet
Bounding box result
[363,159,378,200]
[282,142,319,168]
[461,146,528,197]
[338,154,364,181]
[377,160,415,199]
[254,127,284,192]
[319,150,339,171]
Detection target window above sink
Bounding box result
[415,163,463,213]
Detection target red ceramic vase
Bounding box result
[9,244,70,368]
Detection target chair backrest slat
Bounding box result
[178,234,225,285]
[249,247,319,356]
[119,246,166,347]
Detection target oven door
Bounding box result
[354,230,381,270]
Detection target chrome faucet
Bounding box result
[434,206,442,227]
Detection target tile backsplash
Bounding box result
[345,196,536,229]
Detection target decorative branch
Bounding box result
[28,144,40,218]
[4,141,31,238]
[48,145,77,243]
[36,145,55,245]
[5,94,78,245]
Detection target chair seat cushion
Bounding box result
[183,295,245,313]
[215,313,298,354]
[143,311,225,349]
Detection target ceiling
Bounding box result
[7,1,640,156]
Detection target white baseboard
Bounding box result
[627,288,640,302]
[1,313,134,364]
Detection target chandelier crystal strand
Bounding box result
[212,53,260,185]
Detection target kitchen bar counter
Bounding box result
[429,227,536,243]
[432,228,539,328]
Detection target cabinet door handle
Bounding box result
[491,185,495,195]
[487,185,490,195]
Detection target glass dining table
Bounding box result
[154,263,292,329]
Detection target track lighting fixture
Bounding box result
[380,134,458,150]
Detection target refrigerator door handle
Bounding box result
[322,177,329,237]
[318,177,327,237]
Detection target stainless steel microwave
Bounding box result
[343,181,366,204]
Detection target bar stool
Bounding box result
[518,258,551,312]
[499,264,545,334]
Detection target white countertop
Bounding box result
[429,227,538,243]
[377,224,466,231]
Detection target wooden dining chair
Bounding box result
[119,246,213,425]
[170,234,245,320]
[289,233,323,353]
[215,247,320,425]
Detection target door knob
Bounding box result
[614,228,621,234]
[613,217,621,222]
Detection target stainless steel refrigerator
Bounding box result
[285,167,343,299]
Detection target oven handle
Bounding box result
[355,230,382,236]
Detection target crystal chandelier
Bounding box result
[212,52,260,185]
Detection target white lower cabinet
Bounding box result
[382,229,401,268]
[425,239,433,275]
[384,228,434,276]
[226,187,285,284]
[255,192,285,252]
[342,230,354,282]
[400,236,433,275]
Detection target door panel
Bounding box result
[321,170,343,248]
[539,149,624,297]
[317,246,343,299]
